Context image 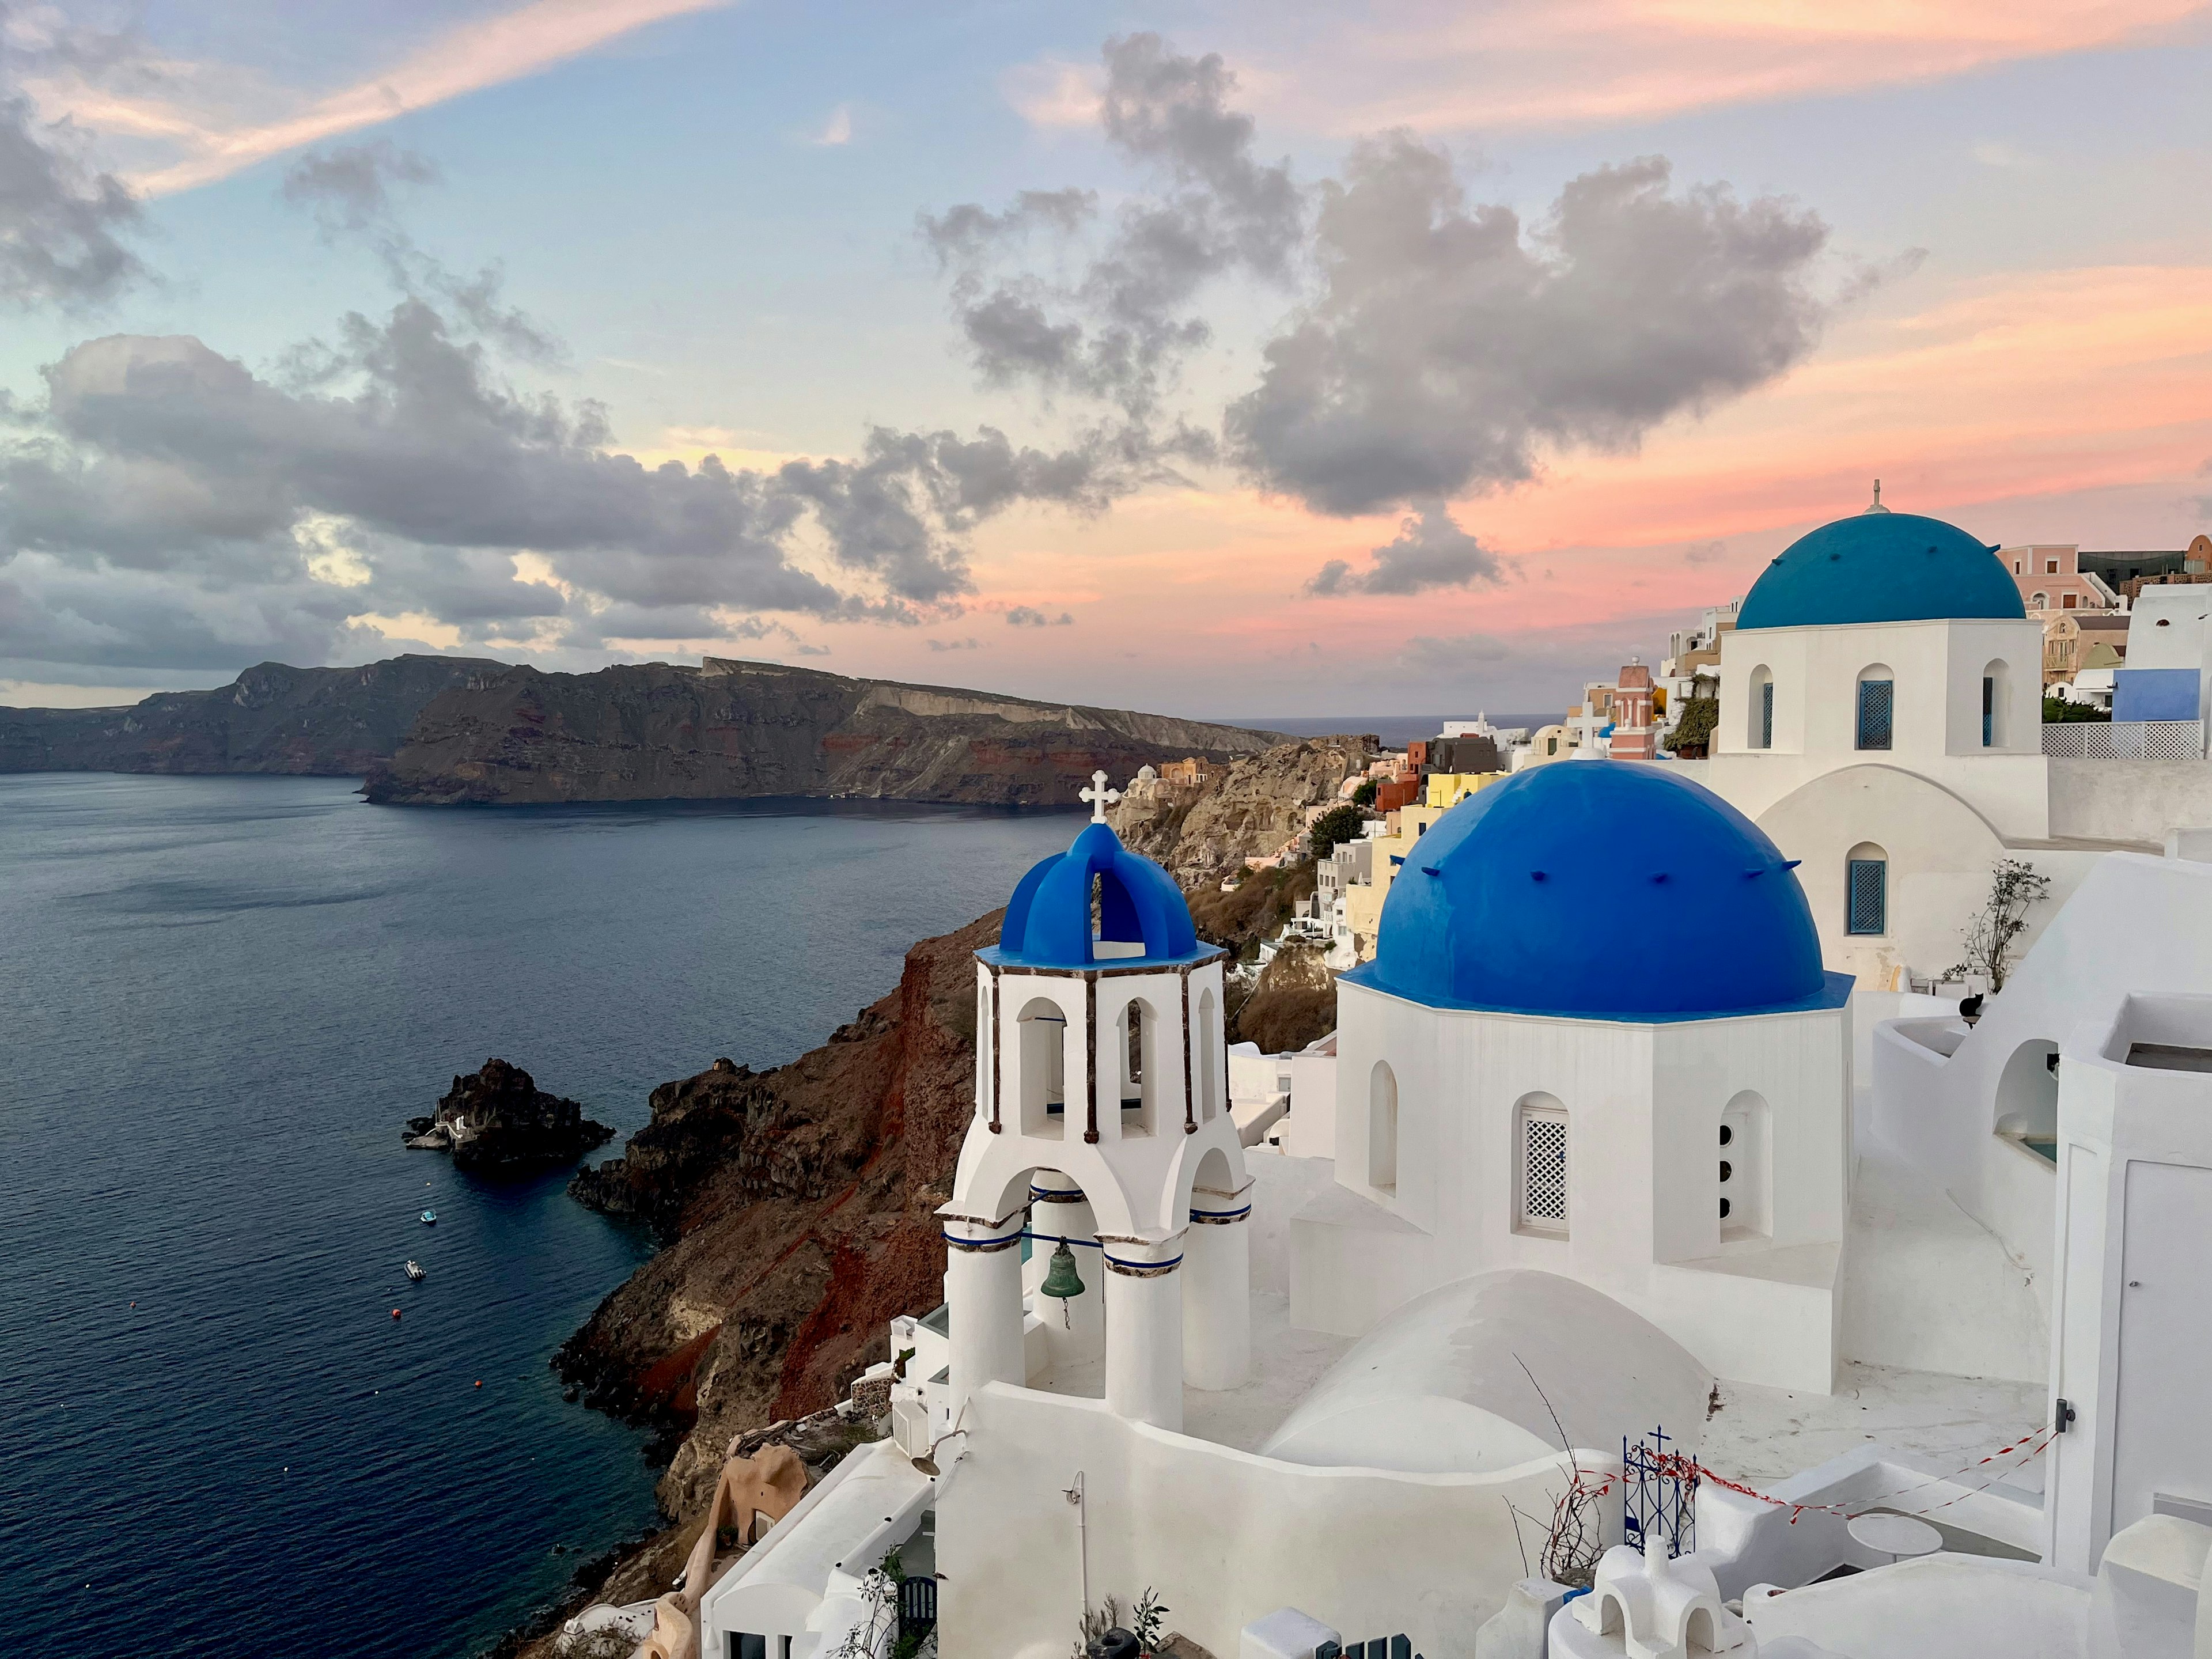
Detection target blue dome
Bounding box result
[1737,509,2022,630]
[991,821,1207,970]
[1346,764,1843,1021]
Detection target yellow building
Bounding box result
[1423,771,1507,810]
[1346,775,1509,959]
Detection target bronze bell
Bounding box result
[1039,1238,1085,1301]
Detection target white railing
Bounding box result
[2042,720,2206,760]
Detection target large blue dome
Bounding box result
[989,821,1209,970]
[1737,507,2022,630]
[1346,764,1843,1021]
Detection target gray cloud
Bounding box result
[0,14,145,312]
[281,141,440,237]
[922,33,1301,418]
[926,636,980,651]
[1228,143,1832,516]
[0,297,1137,673]
[1306,502,1502,596]
[1684,538,1728,565]
[1005,605,1074,626]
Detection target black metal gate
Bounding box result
[1623,1424,1699,1558]
[897,1574,938,1640]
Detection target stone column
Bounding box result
[1025,1171,1104,1369]
[1104,1240,1184,1431]
[1183,1198,1252,1391]
[945,1211,1025,1416]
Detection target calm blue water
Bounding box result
[0,776,1074,1658]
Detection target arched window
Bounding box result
[1515,1092,1569,1236]
[1196,988,1219,1121]
[1995,1038,2060,1163]
[1982,658,2009,748]
[1855,665,1895,750]
[1719,1090,1771,1238]
[2031,590,2048,611]
[1748,665,1774,749]
[1369,1062,1398,1193]
[1016,997,1069,1137]
[1118,997,1157,1135]
[1845,842,1888,937]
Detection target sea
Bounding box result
[0,774,1077,1659]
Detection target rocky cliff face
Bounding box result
[406,1059,615,1172]
[555,910,992,1531]
[1112,734,1377,884]
[363,657,1285,806]
[0,655,505,775]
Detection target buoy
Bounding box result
[474,1380,483,1388]
[391,1309,402,1319]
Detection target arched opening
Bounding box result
[1369,1062,1398,1194]
[1982,658,2009,748]
[1719,1090,1771,1239]
[1845,841,1888,937]
[1994,1037,2061,1163]
[1684,1606,1717,1655]
[1116,996,1158,1136]
[1855,664,1895,751]
[1515,1092,1569,1236]
[1596,1594,1625,1638]
[1023,1166,1107,1390]
[1748,664,1774,749]
[1196,988,1219,1122]
[1089,869,1145,959]
[2031,590,2049,611]
[1016,997,1069,1138]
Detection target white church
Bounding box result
[652,502,2212,1659]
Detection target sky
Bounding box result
[2,1,2210,721]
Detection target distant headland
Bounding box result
[0,654,1289,808]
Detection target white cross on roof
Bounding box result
[1080,769,1121,823]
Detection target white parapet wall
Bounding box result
[1868,851,2212,1319]
[935,1382,1617,1659]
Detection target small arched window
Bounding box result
[1846,842,1888,936]
[1855,665,1895,751]
[1982,659,2009,748]
[1515,1093,1569,1235]
[1748,665,1774,750]
[1196,988,1219,1122]
[2031,590,2049,611]
[1118,997,1157,1135]
[1719,1090,1771,1238]
[1369,1062,1398,1193]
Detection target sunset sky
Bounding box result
[3,1,2210,720]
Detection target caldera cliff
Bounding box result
[363,657,1283,806]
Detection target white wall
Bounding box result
[1712,616,2049,836]
[2048,760,2212,844]
[937,1383,1616,1659]
[1869,854,2212,1336]
[1296,984,1849,1391]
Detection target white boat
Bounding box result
[420,1209,437,1225]
[404,1260,425,1282]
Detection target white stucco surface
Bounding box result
[1700,1361,2047,1490]
[1741,1554,2092,1659]
[1260,1270,1711,1475]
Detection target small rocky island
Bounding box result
[403,1058,615,1173]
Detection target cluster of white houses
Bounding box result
[600,499,2212,1659]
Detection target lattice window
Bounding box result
[1520,1106,1569,1232]
[1856,679,1894,750]
[1758,680,1774,749]
[1847,858,1887,937]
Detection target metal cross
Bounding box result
[1080,769,1121,823]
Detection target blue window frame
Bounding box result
[1847,858,1887,936]
[1856,679,1893,751]
[1758,680,1775,749]
[1982,675,1995,747]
